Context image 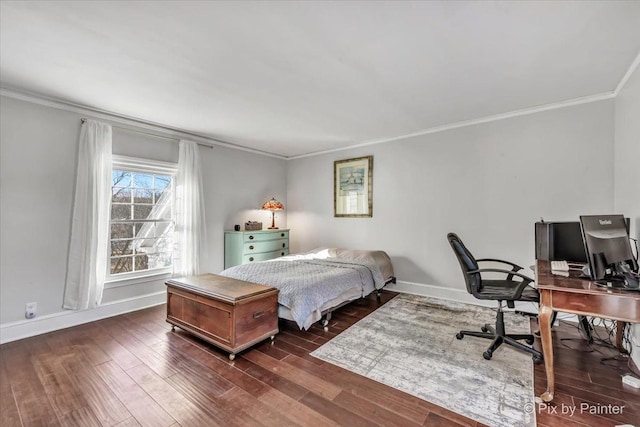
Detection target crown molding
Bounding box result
[614,50,640,96]
[288,92,615,159]
[0,84,620,161]
[0,86,287,160]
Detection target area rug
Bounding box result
[310,294,535,427]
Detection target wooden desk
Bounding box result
[535,260,640,402]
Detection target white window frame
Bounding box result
[106,155,177,287]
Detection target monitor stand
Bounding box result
[614,261,640,290]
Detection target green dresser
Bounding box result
[224,229,290,269]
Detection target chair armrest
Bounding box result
[476,258,524,272]
[468,267,534,299]
[468,267,533,282]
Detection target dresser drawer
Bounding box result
[243,239,288,253]
[225,229,290,269]
[243,230,289,243]
[243,248,289,264]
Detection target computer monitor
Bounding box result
[535,219,631,263]
[580,214,638,283]
[548,222,588,262]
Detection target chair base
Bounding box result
[456,310,543,364]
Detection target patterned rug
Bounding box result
[311,294,536,427]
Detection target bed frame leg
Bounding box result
[321,312,332,332]
[376,291,382,302]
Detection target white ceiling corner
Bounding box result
[1,1,639,158]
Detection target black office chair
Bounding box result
[447,232,543,363]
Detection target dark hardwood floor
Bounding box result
[533,318,640,427]
[1,290,639,427]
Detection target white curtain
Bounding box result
[63,120,112,310]
[174,140,207,276]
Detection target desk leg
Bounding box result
[539,290,554,403]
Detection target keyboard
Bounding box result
[551,260,570,271]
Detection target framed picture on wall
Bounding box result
[334,156,373,217]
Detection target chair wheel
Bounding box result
[481,326,489,333]
[483,350,492,360]
[456,332,464,340]
[532,355,543,364]
[526,337,534,345]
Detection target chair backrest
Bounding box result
[447,233,482,295]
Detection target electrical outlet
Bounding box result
[25,302,37,319]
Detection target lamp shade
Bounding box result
[262,197,284,229]
[261,197,284,211]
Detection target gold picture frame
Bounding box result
[334,156,373,217]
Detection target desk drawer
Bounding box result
[243,230,289,243]
[550,291,640,321]
[243,248,289,264]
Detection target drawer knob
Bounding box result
[249,257,254,261]
[281,233,284,237]
[282,243,285,248]
[249,245,254,250]
[249,235,254,240]
[253,310,264,319]
[281,252,285,256]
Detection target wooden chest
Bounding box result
[166,273,279,360]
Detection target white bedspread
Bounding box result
[220,248,393,329]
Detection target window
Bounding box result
[108,156,177,280]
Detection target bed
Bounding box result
[219,247,395,330]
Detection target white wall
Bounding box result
[288,100,615,295]
[0,89,626,342]
[199,143,288,274]
[614,67,640,241]
[0,95,286,329]
[614,64,640,366]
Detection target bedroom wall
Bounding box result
[613,63,640,365]
[287,100,615,299]
[0,95,287,330]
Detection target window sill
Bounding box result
[105,270,172,289]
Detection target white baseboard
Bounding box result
[387,280,482,305]
[387,280,540,314]
[4,281,635,360]
[0,291,166,344]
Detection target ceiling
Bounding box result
[1,1,639,158]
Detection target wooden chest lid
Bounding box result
[166,273,277,303]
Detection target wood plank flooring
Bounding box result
[533,319,640,427]
[1,290,639,426]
